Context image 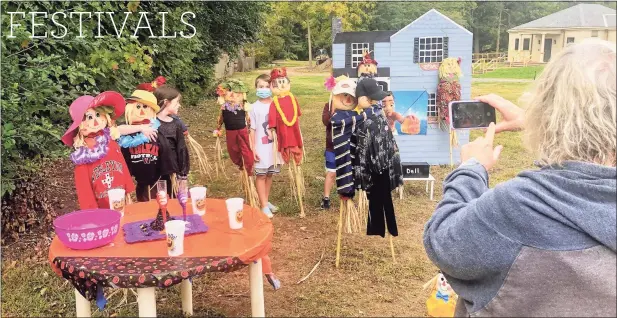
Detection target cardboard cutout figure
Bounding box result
[214,79,259,208]
[62,92,135,210]
[423,272,458,317]
[118,90,175,202]
[268,68,306,217]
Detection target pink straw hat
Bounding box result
[61,91,126,146]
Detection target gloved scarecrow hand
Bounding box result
[339,192,355,201]
[212,129,223,137]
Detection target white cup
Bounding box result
[165,220,186,256]
[108,189,126,216]
[189,187,207,216]
[225,198,244,230]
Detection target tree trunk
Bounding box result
[307,21,313,69]
[495,8,502,54]
[473,27,480,54]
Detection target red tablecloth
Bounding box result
[48,199,273,301]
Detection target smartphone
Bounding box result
[449,101,496,130]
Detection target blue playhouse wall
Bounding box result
[332,10,473,166]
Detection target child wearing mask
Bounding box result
[249,74,283,218]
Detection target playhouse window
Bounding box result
[427,93,438,122]
[418,37,444,63]
[351,43,370,67]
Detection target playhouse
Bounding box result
[331,9,473,165]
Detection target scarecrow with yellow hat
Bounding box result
[62,91,135,210]
[118,90,176,202]
[213,79,259,208]
[267,67,306,217]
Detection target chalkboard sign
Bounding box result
[402,162,430,179]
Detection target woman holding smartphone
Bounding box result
[424,39,616,317]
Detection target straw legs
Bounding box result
[286,157,305,218]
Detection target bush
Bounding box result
[1,1,266,198]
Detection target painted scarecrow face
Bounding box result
[127,102,155,124]
[231,91,245,106]
[332,93,357,111]
[357,63,377,77]
[271,77,291,96]
[80,107,109,136]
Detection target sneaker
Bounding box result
[262,207,274,219]
[320,197,331,210]
[265,273,281,290]
[267,202,279,213]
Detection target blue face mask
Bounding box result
[256,88,272,99]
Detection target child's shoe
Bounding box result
[320,196,331,210]
[262,207,274,219]
[267,202,279,213]
[265,273,281,290]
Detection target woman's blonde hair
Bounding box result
[524,38,616,166]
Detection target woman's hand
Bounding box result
[476,94,525,133]
[141,125,157,142]
[461,123,503,170]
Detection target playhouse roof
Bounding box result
[333,30,397,44]
[510,4,616,30]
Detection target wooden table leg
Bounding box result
[249,259,265,317]
[430,180,435,201]
[181,279,193,316]
[75,289,91,317]
[137,288,157,317]
[399,186,403,200]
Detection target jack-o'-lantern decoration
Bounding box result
[357,50,378,79]
[235,210,244,223]
[112,200,125,211]
[195,198,206,210]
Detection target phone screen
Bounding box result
[451,102,496,129]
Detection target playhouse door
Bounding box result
[389,91,428,136]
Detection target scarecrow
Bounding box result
[435,57,463,167]
[267,68,306,217]
[353,78,403,262]
[328,75,381,267]
[62,91,135,210]
[138,76,212,180]
[213,79,259,208]
[423,272,458,317]
[118,90,175,202]
[356,50,379,82]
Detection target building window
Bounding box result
[351,43,369,67]
[514,38,520,50]
[418,37,444,63]
[592,30,598,37]
[427,93,438,121]
[523,38,530,50]
[567,37,575,44]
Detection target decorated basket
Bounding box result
[53,209,121,250]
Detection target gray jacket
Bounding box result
[424,161,616,317]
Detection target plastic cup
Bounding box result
[225,198,244,230]
[108,189,126,216]
[165,220,186,256]
[189,187,207,216]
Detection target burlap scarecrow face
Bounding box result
[331,78,357,112]
[218,79,248,105]
[270,68,290,96]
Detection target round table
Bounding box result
[48,199,273,317]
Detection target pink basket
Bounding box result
[53,209,121,250]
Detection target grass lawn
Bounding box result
[474,65,545,79]
[1,71,536,317]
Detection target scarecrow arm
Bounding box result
[423,163,519,280]
[74,165,98,210]
[216,111,224,131]
[267,101,277,128]
[322,103,332,126]
[117,124,152,135]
